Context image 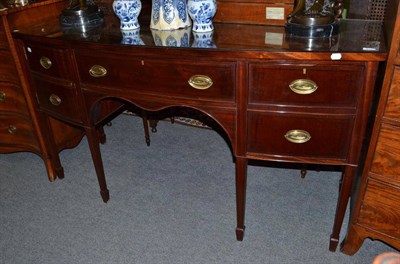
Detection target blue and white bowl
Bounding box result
[187,0,217,32]
[113,0,142,30]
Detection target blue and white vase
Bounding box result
[113,0,142,30]
[150,0,191,30]
[121,29,145,45]
[187,0,217,32]
[192,31,216,48]
[151,28,191,47]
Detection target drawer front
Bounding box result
[76,52,236,102]
[358,179,400,238]
[0,82,26,113]
[0,115,36,148]
[370,123,400,181]
[0,51,18,84]
[247,112,353,159]
[249,63,363,107]
[24,44,72,79]
[33,76,82,123]
[0,20,8,50]
[384,66,400,120]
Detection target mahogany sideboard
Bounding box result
[12,15,387,251]
[0,0,84,181]
[341,0,400,255]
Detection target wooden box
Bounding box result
[214,0,294,26]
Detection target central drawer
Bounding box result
[247,111,354,159]
[75,51,236,103]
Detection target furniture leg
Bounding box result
[142,114,150,146]
[301,164,307,178]
[149,119,158,133]
[340,224,365,255]
[98,126,106,144]
[329,166,355,251]
[235,157,247,241]
[41,113,64,180]
[85,126,110,203]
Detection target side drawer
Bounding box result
[357,178,400,239]
[0,115,36,148]
[248,62,364,107]
[370,123,400,182]
[32,75,83,123]
[0,51,18,84]
[24,43,72,79]
[75,51,236,103]
[0,82,27,113]
[247,111,353,159]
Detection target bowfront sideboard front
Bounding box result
[12,17,386,251]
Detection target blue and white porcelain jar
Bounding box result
[150,0,191,30]
[187,0,217,32]
[113,0,142,30]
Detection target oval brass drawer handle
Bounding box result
[49,94,62,106]
[289,79,318,95]
[89,65,107,77]
[8,125,17,134]
[40,56,52,69]
[284,129,311,144]
[0,91,5,102]
[188,75,213,90]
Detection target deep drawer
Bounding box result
[247,111,353,159]
[358,178,400,238]
[75,52,236,103]
[0,51,18,84]
[0,115,36,148]
[0,82,26,113]
[33,75,82,123]
[24,43,72,79]
[370,123,400,182]
[248,62,363,107]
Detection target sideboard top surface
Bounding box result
[12,14,387,61]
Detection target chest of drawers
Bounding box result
[0,14,36,152]
[341,0,400,254]
[0,0,86,181]
[13,18,386,251]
